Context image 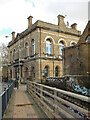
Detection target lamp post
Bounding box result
[18,34,21,85]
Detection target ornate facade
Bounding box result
[8,14,81,83]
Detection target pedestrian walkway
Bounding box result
[4,85,47,118]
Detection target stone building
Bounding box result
[63,21,90,77]
[8,14,81,83]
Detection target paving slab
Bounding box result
[4,85,47,118]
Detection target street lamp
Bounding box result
[18,34,21,85]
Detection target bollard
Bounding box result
[53,89,58,115]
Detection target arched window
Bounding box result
[13,49,16,60]
[10,51,12,61]
[59,41,64,55]
[25,42,29,57]
[71,42,76,46]
[86,35,90,43]
[32,39,35,55]
[46,39,52,54]
[26,67,28,78]
[55,66,59,77]
[44,66,48,77]
[32,67,35,80]
[10,69,12,78]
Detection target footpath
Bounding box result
[4,85,47,118]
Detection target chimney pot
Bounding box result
[71,23,77,30]
[27,16,33,28]
[67,21,69,27]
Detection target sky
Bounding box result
[0,0,89,45]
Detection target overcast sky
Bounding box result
[0,0,89,45]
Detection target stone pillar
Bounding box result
[71,23,77,30]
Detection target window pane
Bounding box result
[86,35,90,43]
[46,40,52,54]
[59,44,64,55]
[50,44,52,54]
[44,67,48,77]
[55,67,58,77]
[71,43,75,46]
[46,44,48,54]
[32,45,34,55]
[26,47,28,56]
[32,40,35,55]
[33,68,35,78]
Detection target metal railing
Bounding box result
[27,81,90,119]
[0,80,15,119]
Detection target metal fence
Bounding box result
[0,80,15,119]
[27,81,90,119]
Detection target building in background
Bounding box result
[8,14,81,83]
[0,44,8,82]
[63,21,90,88]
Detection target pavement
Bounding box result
[4,84,47,118]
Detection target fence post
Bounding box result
[54,89,58,115]
[27,81,29,91]
[40,85,43,100]
[5,89,7,112]
[30,82,32,93]
[0,95,2,120]
[33,83,35,94]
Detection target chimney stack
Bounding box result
[27,16,33,28]
[12,32,15,40]
[67,21,69,27]
[57,14,65,27]
[71,23,77,30]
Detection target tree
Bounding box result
[0,43,8,81]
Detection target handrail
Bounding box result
[0,80,15,119]
[27,81,90,119]
[29,81,89,102]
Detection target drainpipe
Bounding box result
[53,43,54,79]
[63,49,65,76]
[18,34,21,85]
[40,28,42,83]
